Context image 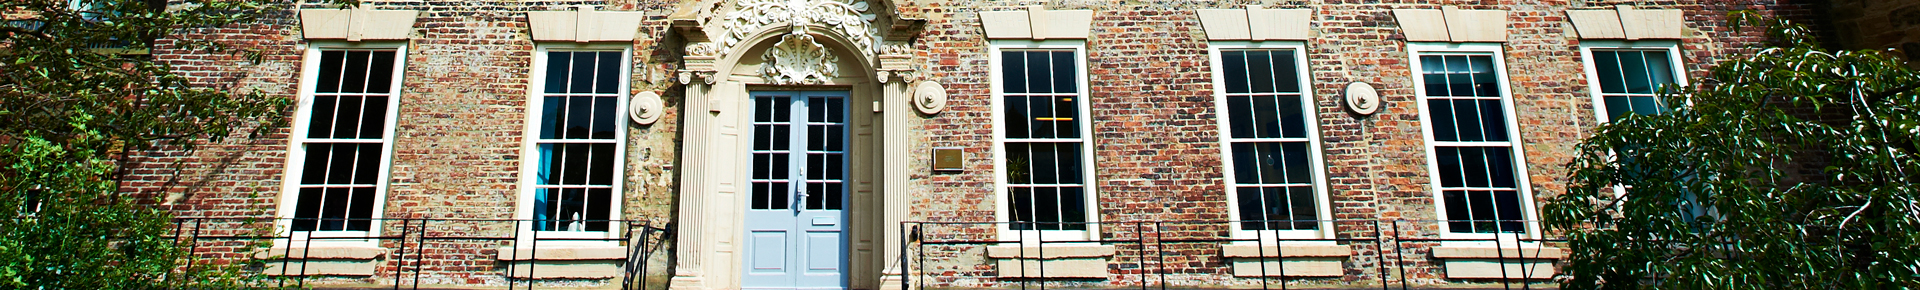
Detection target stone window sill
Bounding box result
[495,246,627,279]
[1221,244,1352,277]
[253,245,385,276]
[986,244,1114,278]
[1431,246,1563,279]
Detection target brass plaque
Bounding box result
[932,148,964,172]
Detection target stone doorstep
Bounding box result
[495,245,629,261]
[253,245,385,260]
[984,244,1116,259]
[1220,244,1354,258]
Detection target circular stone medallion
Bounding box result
[1345,81,1381,115]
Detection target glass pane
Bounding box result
[826,124,845,152]
[356,96,389,139]
[1001,51,1027,94]
[1421,56,1450,96]
[1452,99,1485,142]
[1053,96,1079,138]
[319,187,351,231]
[1248,51,1275,93]
[299,144,333,184]
[341,51,371,93]
[1030,143,1058,184]
[1469,190,1497,232]
[1618,51,1652,94]
[317,51,344,93]
[324,143,360,184]
[587,188,611,231]
[1444,56,1472,96]
[351,143,382,184]
[595,51,621,94]
[1281,142,1310,184]
[1059,186,1087,230]
[807,183,825,209]
[308,96,338,139]
[1231,143,1259,184]
[1228,96,1254,138]
[807,153,824,180]
[347,187,374,231]
[1006,143,1031,184]
[588,143,615,185]
[1468,55,1498,97]
[1486,148,1516,188]
[1645,50,1676,92]
[1004,96,1030,139]
[539,96,563,139]
[1630,96,1663,116]
[1223,51,1249,94]
[752,183,771,209]
[1286,186,1317,230]
[809,124,825,151]
[1436,147,1463,188]
[1008,187,1033,230]
[570,51,597,93]
[1052,51,1076,94]
[564,96,594,139]
[1444,190,1472,233]
[546,52,571,94]
[809,97,828,123]
[1593,51,1626,94]
[825,182,843,210]
[591,96,617,139]
[1271,50,1301,93]
[1236,187,1265,230]
[1252,95,1280,138]
[1477,99,1508,141]
[827,97,846,123]
[292,187,323,231]
[1028,96,1055,138]
[753,154,771,179]
[1057,145,1082,184]
[1604,96,1632,122]
[329,96,364,139]
[1278,95,1306,138]
[1494,190,1523,233]
[1461,147,1490,188]
[1261,187,1289,230]
[1033,187,1058,229]
[1026,51,1053,93]
[824,152,843,180]
[1427,99,1458,141]
[769,182,789,210]
[364,51,395,94]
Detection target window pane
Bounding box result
[545,52,571,94]
[825,182,843,210]
[1436,147,1463,188]
[308,96,339,139]
[1028,95,1056,138]
[1058,186,1087,230]
[1421,56,1450,96]
[1271,50,1300,93]
[1630,96,1663,116]
[1593,51,1625,94]
[292,187,323,231]
[1468,190,1497,232]
[1644,50,1675,92]
[1604,96,1632,122]
[1494,190,1523,233]
[1236,187,1265,230]
[1468,55,1498,97]
[1451,99,1483,142]
[1477,99,1508,141]
[1057,145,1082,184]
[356,96,389,139]
[351,143,382,184]
[1052,51,1076,94]
[1618,51,1652,94]
[317,51,345,93]
[769,182,789,210]
[347,187,375,231]
[1281,142,1310,183]
[1444,56,1472,97]
[1001,51,1027,94]
[1222,51,1249,94]
[329,96,364,139]
[1033,187,1059,230]
[1278,95,1306,138]
[319,187,351,231]
[1008,187,1032,230]
[1427,99,1458,141]
[324,143,360,184]
[1286,186,1317,230]
[564,96,594,139]
[1252,95,1280,138]
[1026,51,1053,93]
[341,51,371,93]
[299,144,333,184]
[1030,143,1058,184]
[591,97,618,139]
[1231,143,1260,184]
[1247,51,1275,93]
[595,51,621,94]
[1486,148,1516,188]
[1004,96,1030,139]
[571,51,597,93]
[1460,147,1490,188]
[364,51,396,94]
[1228,96,1254,138]
[1006,143,1032,184]
[1443,190,1472,233]
[1053,96,1079,138]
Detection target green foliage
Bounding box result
[0,0,293,287]
[1546,11,1920,289]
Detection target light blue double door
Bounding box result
[743,91,850,289]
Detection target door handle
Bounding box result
[794,172,808,212]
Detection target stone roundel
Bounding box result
[630,91,665,125]
[913,80,947,115]
[1344,81,1380,115]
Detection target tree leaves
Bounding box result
[0,0,290,288]
[1548,11,1920,289]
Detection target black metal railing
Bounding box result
[901,219,1564,290]
[169,217,671,290]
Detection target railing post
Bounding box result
[1155,221,1164,290]
[1392,220,1406,290]
[413,218,428,290]
[1372,220,1387,290]
[393,218,410,289]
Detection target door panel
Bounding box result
[743,91,848,289]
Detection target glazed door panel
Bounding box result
[743,91,848,289]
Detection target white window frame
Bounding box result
[514,43,632,246]
[1407,42,1542,241]
[1578,40,1688,123]
[989,39,1099,243]
[276,41,408,246]
[1206,41,1334,242]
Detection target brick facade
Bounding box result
[129,0,1813,288]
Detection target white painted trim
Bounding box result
[989,39,1099,243]
[275,41,409,247]
[1204,41,1334,243]
[514,42,633,246]
[1405,42,1540,242]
